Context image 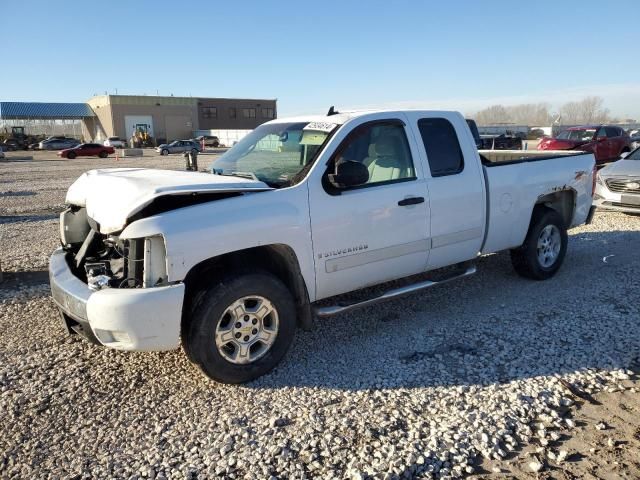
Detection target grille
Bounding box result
[606,178,640,194]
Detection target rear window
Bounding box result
[417,118,464,177]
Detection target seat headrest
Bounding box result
[375,136,402,157]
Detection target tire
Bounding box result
[184,272,296,383]
[66,152,76,159]
[161,149,169,155]
[510,208,568,280]
[99,151,108,158]
[213,141,219,147]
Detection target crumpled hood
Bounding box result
[599,159,640,177]
[66,168,271,234]
[539,138,587,150]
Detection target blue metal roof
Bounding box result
[0,102,95,119]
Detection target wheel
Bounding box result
[99,151,108,158]
[510,208,567,280]
[161,149,169,155]
[184,272,296,383]
[213,141,219,147]
[66,152,76,159]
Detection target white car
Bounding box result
[50,109,596,383]
[104,137,125,148]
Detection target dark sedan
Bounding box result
[58,143,115,159]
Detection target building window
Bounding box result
[201,107,217,119]
[242,108,256,118]
[229,107,236,119]
[262,108,274,119]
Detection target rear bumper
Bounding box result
[49,248,184,351]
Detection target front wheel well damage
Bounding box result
[181,245,312,338]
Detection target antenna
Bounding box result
[327,106,339,116]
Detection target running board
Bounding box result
[314,265,477,318]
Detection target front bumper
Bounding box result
[594,183,640,214]
[49,248,185,351]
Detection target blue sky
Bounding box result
[2,0,639,118]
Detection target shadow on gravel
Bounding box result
[1,270,49,289]
[244,228,640,390]
[0,191,36,197]
[0,213,58,224]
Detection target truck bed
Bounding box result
[479,151,595,255]
[479,149,584,165]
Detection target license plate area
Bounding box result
[621,195,640,206]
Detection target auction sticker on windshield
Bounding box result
[304,122,337,132]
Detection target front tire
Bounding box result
[161,149,169,155]
[184,272,296,383]
[66,152,76,159]
[510,208,567,280]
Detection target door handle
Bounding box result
[398,196,425,206]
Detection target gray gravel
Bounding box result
[1,151,639,479]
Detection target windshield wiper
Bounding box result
[212,169,259,181]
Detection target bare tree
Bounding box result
[473,97,611,126]
[474,105,512,125]
[559,96,610,124]
[474,103,552,126]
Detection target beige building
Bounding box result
[87,95,277,144]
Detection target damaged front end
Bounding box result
[60,206,167,291]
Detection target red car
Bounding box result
[58,143,115,159]
[538,125,631,165]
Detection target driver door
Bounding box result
[308,116,430,300]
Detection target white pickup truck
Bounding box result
[50,109,596,383]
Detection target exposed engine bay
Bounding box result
[60,206,165,291]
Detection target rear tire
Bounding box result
[99,151,108,158]
[510,208,567,280]
[184,272,296,383]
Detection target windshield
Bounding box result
[210,121,336,188]
[556,129,596,141]
[627,148,640,160]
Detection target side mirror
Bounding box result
[328,160,369,188]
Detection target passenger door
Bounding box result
[606,126,623,159]
[308,117,430,300]
[404,112,486,270]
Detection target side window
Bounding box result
[605,127,619,137]
[418,118,464,177]
[596,127,607,138]
[332,121,416,187]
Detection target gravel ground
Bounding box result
[1,151,639,479]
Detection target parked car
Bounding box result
[58,143,115,159]
[50,109,596,383]
[194,135,220,147]
[155,140,201,155]
[39,137,80,151]
[594,147,640,214]
[538,125,631,164]
[629,132,640,151]
[104,136,125,148]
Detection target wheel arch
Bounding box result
[181,244,313,337]
[534,188,576,228]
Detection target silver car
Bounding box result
[155,140,201,155]
[594,148,640,214]
[39,137,80,150]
